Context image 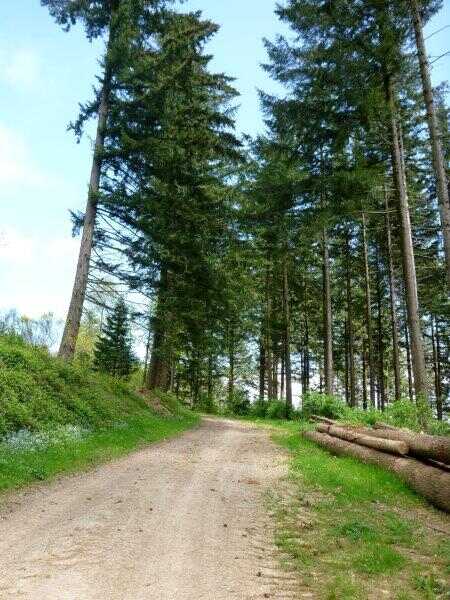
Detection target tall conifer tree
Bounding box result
[93,298,135,377]
[42,0,171,360]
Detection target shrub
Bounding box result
[251,399,268,418]
[298,392,449,435]
[300,392,347,420]
[267,399,288,420]
[226,389,251,416]
[383,398,432,431]
[148,389,193,418]
[195,392,219,415]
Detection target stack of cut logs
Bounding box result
[304,417,450,512]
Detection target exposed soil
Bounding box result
[0,417,300,600]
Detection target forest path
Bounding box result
[0,417,301,600]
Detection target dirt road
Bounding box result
[0,418,300,600]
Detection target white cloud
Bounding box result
[0,48,41,90]
[0,123,53,189]
[0,226,79,319]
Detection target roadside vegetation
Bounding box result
[213,393,449,598]
[203,392,450,436]
[0,334,198,494]
[265,421,450,600]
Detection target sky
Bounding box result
[1,0,450,323]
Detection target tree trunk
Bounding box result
[272,350,279,400]
[175,372,180,398]
[376,248,386,410]
[169,360,175,392]
[362,212,376,406]
[303,430,450,512]
[346,231,356,406]
[265,267,273,400]
[147,270,170,392]
[410,0,450,287]
[386,74,428,400]
[142,326,152,388]
[322,228,334,394]
[385,186,402,401]
[317,423,409,456]
[431,319,443,420]
[228,323,235,406]
[191,357,200,407]
[434,322,443,421]
[147,325,170,391]
[208,354,214,399]
[58,28,115,359]
[362,340,368,410]
[344,320,349,405]
[404,303,414,402]
[370,425,450,465]
[259,337,266,402]
[304,315,310,393]
[283,257,293,415]
[301,338,309,398]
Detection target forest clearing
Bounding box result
[1,0,450,598]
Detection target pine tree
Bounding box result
[93,298,135,377]
[90,10,242,392]
[42,0,172,360]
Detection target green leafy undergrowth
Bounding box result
[270,425,450,599]
[0,335,199,493]
[299,392,449,435]
[0,334,151,435]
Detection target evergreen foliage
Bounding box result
[37,0,449,420]
[93,299,135,377]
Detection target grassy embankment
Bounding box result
[259,419,450,599]
[0,335,198,493]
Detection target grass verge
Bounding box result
[0,408,198,494]
[269,422,450,600]
[0,334,199,495]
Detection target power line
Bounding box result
[425,24,450,41]
[430,50,450,65]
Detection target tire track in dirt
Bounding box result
[0,417,303,600]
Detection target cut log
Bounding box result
[303,430,450,512]
[421,458,450,473]
[310,415,339,425]
[367,427,450,465]
[319,423,450,471]
[374,422,397,430]
[316,424,409,456]
[316,423,331,433]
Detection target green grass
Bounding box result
[0,334,153,435]
[0,409,198,493]
[277,423,419,506]
[268,424,450,599]
[0,334,199,494]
